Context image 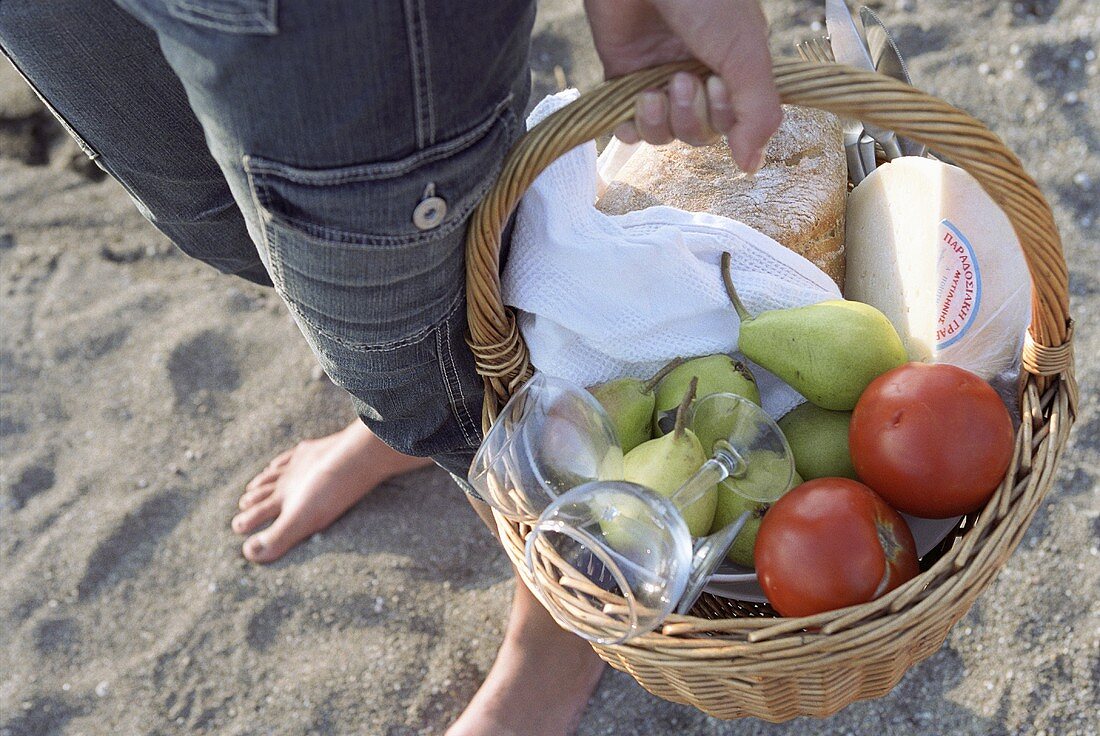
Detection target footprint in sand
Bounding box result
[244,591,304,652]
[156,653,225,730]
[243,591,438,653]
[166,329,241,416]
[52,323,131,363]
[0,413,28,438]
[1071,259,1100,294]
[887,21,954,57]
[5,451,56,510]
[76,490,192,600]
[1012,0,1061,21]
[33,616,80,656]
[0,694,88,736]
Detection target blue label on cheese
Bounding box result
[936,219,982,349]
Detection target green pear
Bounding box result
[689,390,772,458]
[587,358,685,453]
[721,252,907,411]
[652,354,759,436]
[710,470,802,568]
[596,490,660,555]
[722,449,795,503]
[777,402,858,480]
[624,379,716,536]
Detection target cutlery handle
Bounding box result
[845,145,866,184]
[877,131,904,160]
[857,133,877,178]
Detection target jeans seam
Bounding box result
[168,0,278,33]
[437,300,480,448]
[243,162,284,284]
[416,0,436,145]
[0,44,99,161]
[279,286,465,353]
[255,206,468,247]
[241,95,511,185]
[402,0,428,149]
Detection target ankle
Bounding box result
[446,582,606,736]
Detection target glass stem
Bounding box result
[706,510,751,554]
[670,444,745,512]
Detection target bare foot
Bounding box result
[232,420,433,563]
[446,579,607,736]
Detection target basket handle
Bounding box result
[465,59,1073,424]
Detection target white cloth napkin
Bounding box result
[502,91,843,419]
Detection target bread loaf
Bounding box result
[597,105,848,287]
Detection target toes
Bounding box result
[242,533,275,563]
[238,482,276,510]
[246,467,277,492]
[269,447,294,469]
[231,497,281,535]
[246,449,293,491]
[242,517,304,564]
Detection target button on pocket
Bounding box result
[413,184,448,231]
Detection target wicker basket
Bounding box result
[464,59,1077,722]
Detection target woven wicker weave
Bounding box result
[464,59,1077,722]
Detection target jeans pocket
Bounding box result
[242,103,514,454]
[242,99,514,351]
[167,0,278,34]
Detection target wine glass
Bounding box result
[524,392,794,639]
[524,480,693,644]
[468,372,624,521]
[671,392,794,613]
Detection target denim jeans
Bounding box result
[0,0,536,487]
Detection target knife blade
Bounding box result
[824,0,873,182]
[825,0,875,71]
[859,6,927,158]
[825,0,903,162]
[860,6,911,83]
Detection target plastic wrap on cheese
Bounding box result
[844,157,1031,389]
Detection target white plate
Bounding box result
[703,513,963,604]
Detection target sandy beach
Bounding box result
[2,1,1097,734]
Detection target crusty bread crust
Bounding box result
[597,105,848,288]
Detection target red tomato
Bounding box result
[755,478,919,617]
[849,362,1015,518]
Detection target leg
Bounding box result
[448,499,607,736]
[448,580,607,736]
[0,0,269,285]
[114,0,535,475]
[0,0,432,560]
[110,4,606,732]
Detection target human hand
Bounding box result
[584,0,782,173]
